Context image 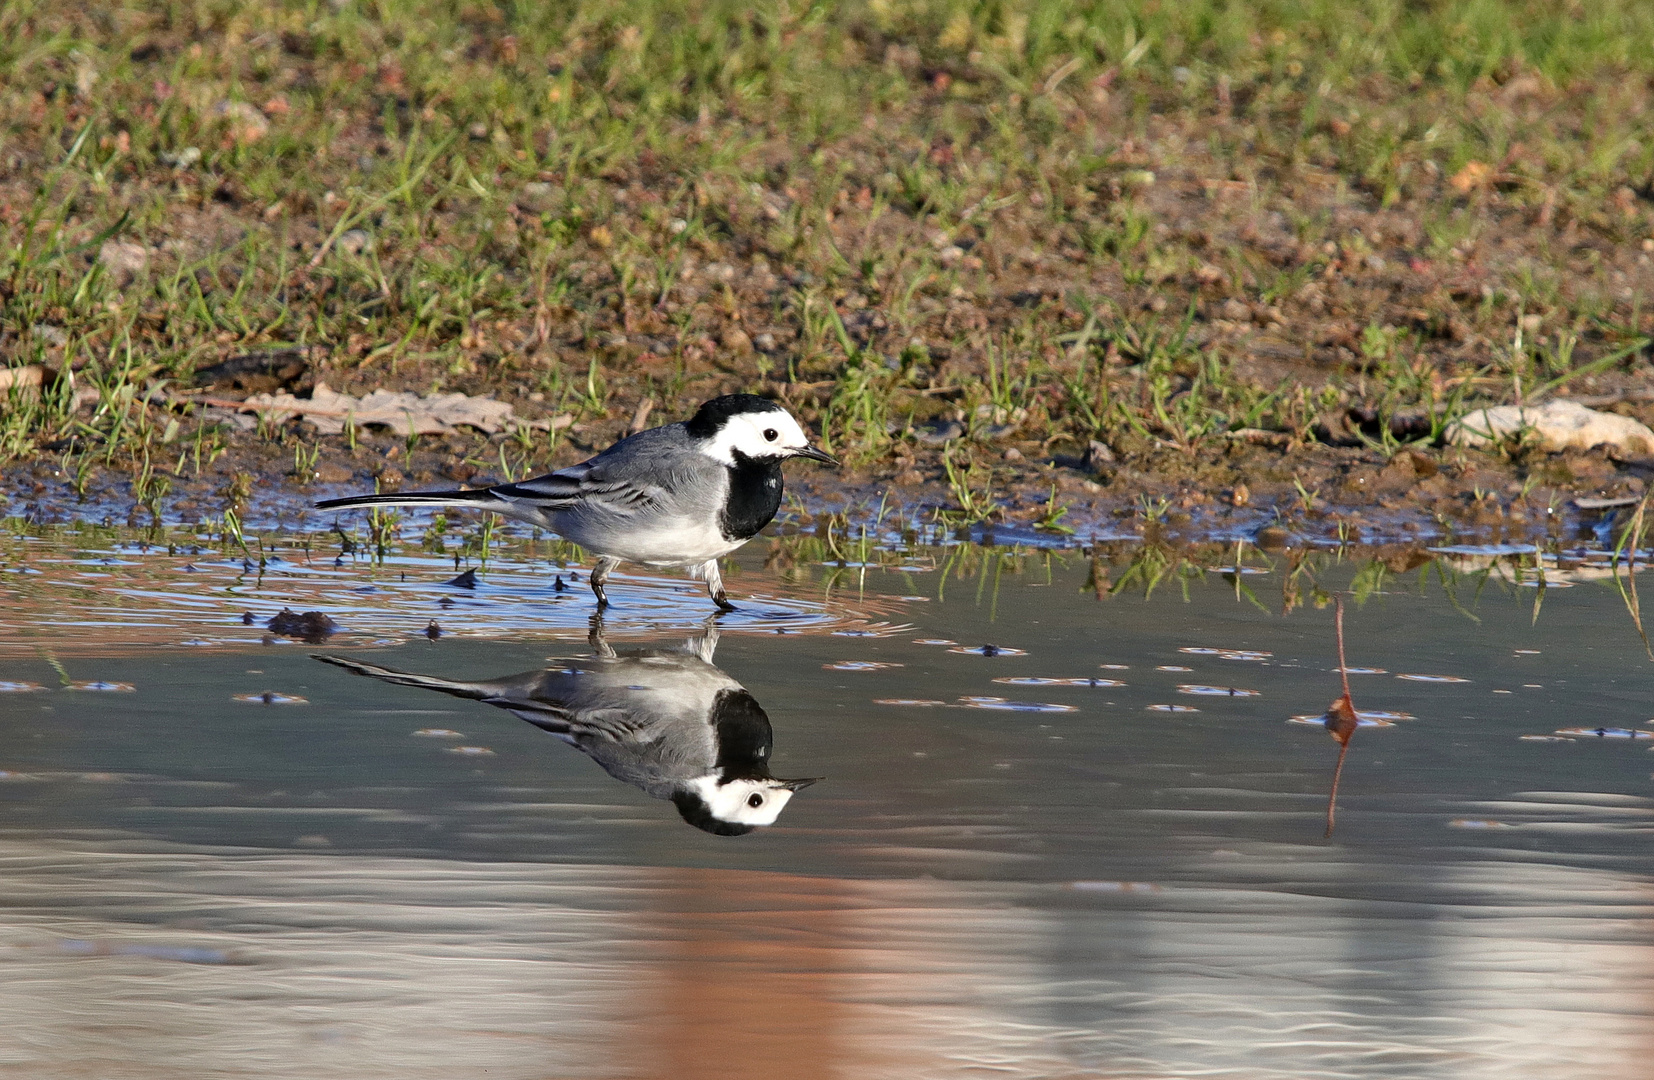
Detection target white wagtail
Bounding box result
[315,394,837,610]
[314,622,818,835]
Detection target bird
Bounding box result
[313,620,819,835]
[314,394,837,610]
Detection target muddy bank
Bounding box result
[1,416,1645,552]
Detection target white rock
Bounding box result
[99,241,149,283]
[1447,399,1654,456]
[214,101,269,141]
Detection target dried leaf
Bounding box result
[238,381,559,435]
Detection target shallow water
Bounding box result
[2,530,1652,1078]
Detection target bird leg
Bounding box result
[697,559,737,612]
[590,556,620,609]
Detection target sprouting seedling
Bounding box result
[1322,596,1359,839]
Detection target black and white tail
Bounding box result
[312,655,493,700]
[314,487,507,514]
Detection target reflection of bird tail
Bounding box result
[311,655,492,701]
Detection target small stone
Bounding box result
[1084,440,1115,471]
[338,229,371,256]
[467,121,489,140]
[753,332,777,352]
[720,326,753,353]
[1228,482,1251,507]
[1255,525,1291,550]
[99,241,149,285]
[516,181,561,212]
[313,461,354,484]
[1220,298,1250,320]
[214,100,270,142]
[1002,446,1024,462]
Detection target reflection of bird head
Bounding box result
[673,775,820,835]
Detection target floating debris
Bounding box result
[1554,727,1653,739]
[1448,819,1515,829]
[957,696,1077,713]
[1098,663,1129,670]
[873,698,950,707]
[1156,665,1193,672]
[1519,735,1575,742]
[232,692,307,705]
[1514,649,1542,655]
[0,681,46,693]
[1147,704,1200,713]
[1205,565,1270,575]
[1178,647,1228,655]
[424,620,442,640]
[832,629,880,637]
[824,661,904,671]
[1342,667,1388,675]
[66,681,135,693]
[1072,881,1161,893]
[949,645,1027,657]
[446,745,495,755]
[992,676,1125,687]
[553,575,568,592]
[1215,650,1272,661]
[446,568,479,588]
[1397,674,1470,683]
[266,608,339,643]
[412,728,465,738]
[1177,684,1260,697]
[240,611,256,625]
[912,639,956,646]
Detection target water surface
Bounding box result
[1,532,1651,1078]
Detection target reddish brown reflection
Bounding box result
[639,867,850,1080]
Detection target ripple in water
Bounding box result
[1177,684,1260,697]
[992,676,1125,688]
[957,696,1077,714]
[1552,727,1653,739]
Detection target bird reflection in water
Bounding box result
[313,618,819,834]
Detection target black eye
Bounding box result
[763,428,778,442]
[747,793,764,808]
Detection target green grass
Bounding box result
[3,0,1654,504]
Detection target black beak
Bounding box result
[779,777,823,791]
[792,445,840,466]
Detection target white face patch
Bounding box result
[686,775,797,827]
[696,408,812,466]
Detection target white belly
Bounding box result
[551,513,746,568]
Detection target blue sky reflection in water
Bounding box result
[0,533,1652,1078]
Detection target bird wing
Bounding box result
[488,427,688,516]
